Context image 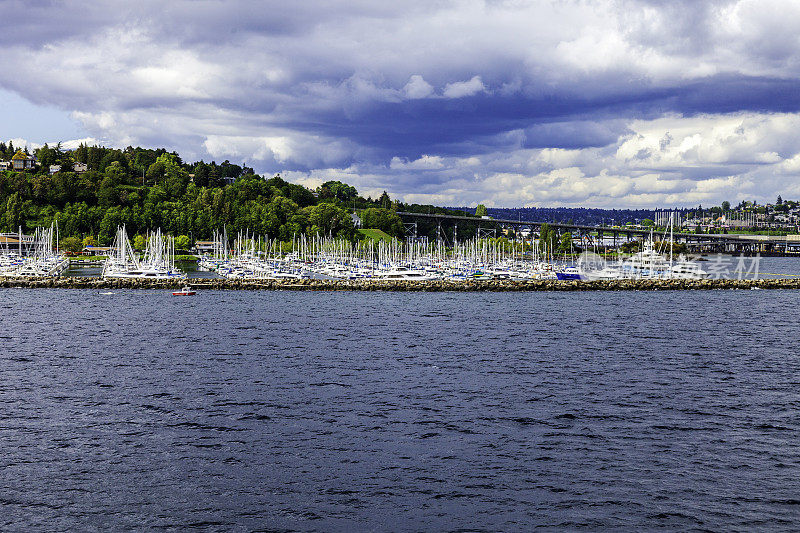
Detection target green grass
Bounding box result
[358,228,395,242]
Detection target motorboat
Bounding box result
[172,286,196,296]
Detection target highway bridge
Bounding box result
[396,211,800,254]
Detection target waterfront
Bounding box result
[2,290,800,530]
[58,255,800,282]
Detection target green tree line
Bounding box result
[0,143,494,248]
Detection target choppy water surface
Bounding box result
[2,289,800,531]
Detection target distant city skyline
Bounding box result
[3,0,800,209]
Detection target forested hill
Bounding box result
[0,142,468,249]
[483,207,655,226]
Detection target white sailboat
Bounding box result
[103,227,186,280]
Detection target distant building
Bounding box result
[0,233,34,254]
[11,150,36,170]
[82,246,113,256]
[351,212,362,228]
[194,241,216,254]
[51,162,88,174]
[0,235,21,248]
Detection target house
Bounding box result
[351,212,362,228]
[11,150,36,170]
[0,161,11,170]
[82,246,113,256]
[194,241,216,254]
[50,162,89,174]
[0,235,21,248]
[0,233,34,254]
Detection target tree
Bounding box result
[641,218,654,226]
[360,208,404,237]
[59,236,82,254]
[721,201,730,211]
[174,234,192,251]
[133,234,147,250]
[59,155,74,172]
[475,204,487,217]
[193,162,210,188]
[97,164,126,206]
[146,161,165,185]
[304,203,355,239]
[36,144,57,169]
[378,191,391,210]
[777,195,783,205]
[3,193,22,231]
[319,180,357,203]
[538,223,558,254]
[82,235,97,248]
[557,231,573,253]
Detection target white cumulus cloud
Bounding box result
[442,76,485,99]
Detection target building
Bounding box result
[11,150,36,171]
[82,246,113,256]
[194,241,217,254]
[50,162,89,174]
[0,161,11,171]
[351,212,362,228]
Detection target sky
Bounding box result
[3,0,800,208]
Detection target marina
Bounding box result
[0,224,69,278]
[5,0,800,530]
[0,222,784,290]
[196,229,711,283]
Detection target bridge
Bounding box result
[396,211,800,254]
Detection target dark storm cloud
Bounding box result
[4,0,800,207]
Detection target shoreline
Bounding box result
[1,277,799,291]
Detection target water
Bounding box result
[64,260,220,279]
[2,289,800,531]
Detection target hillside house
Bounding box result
[11,151,36,170]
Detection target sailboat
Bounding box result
[103,227,186,280]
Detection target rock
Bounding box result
[0,275,796,291]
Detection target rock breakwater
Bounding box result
[0,277,799,291]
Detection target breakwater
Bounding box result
[2,276,800,291]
